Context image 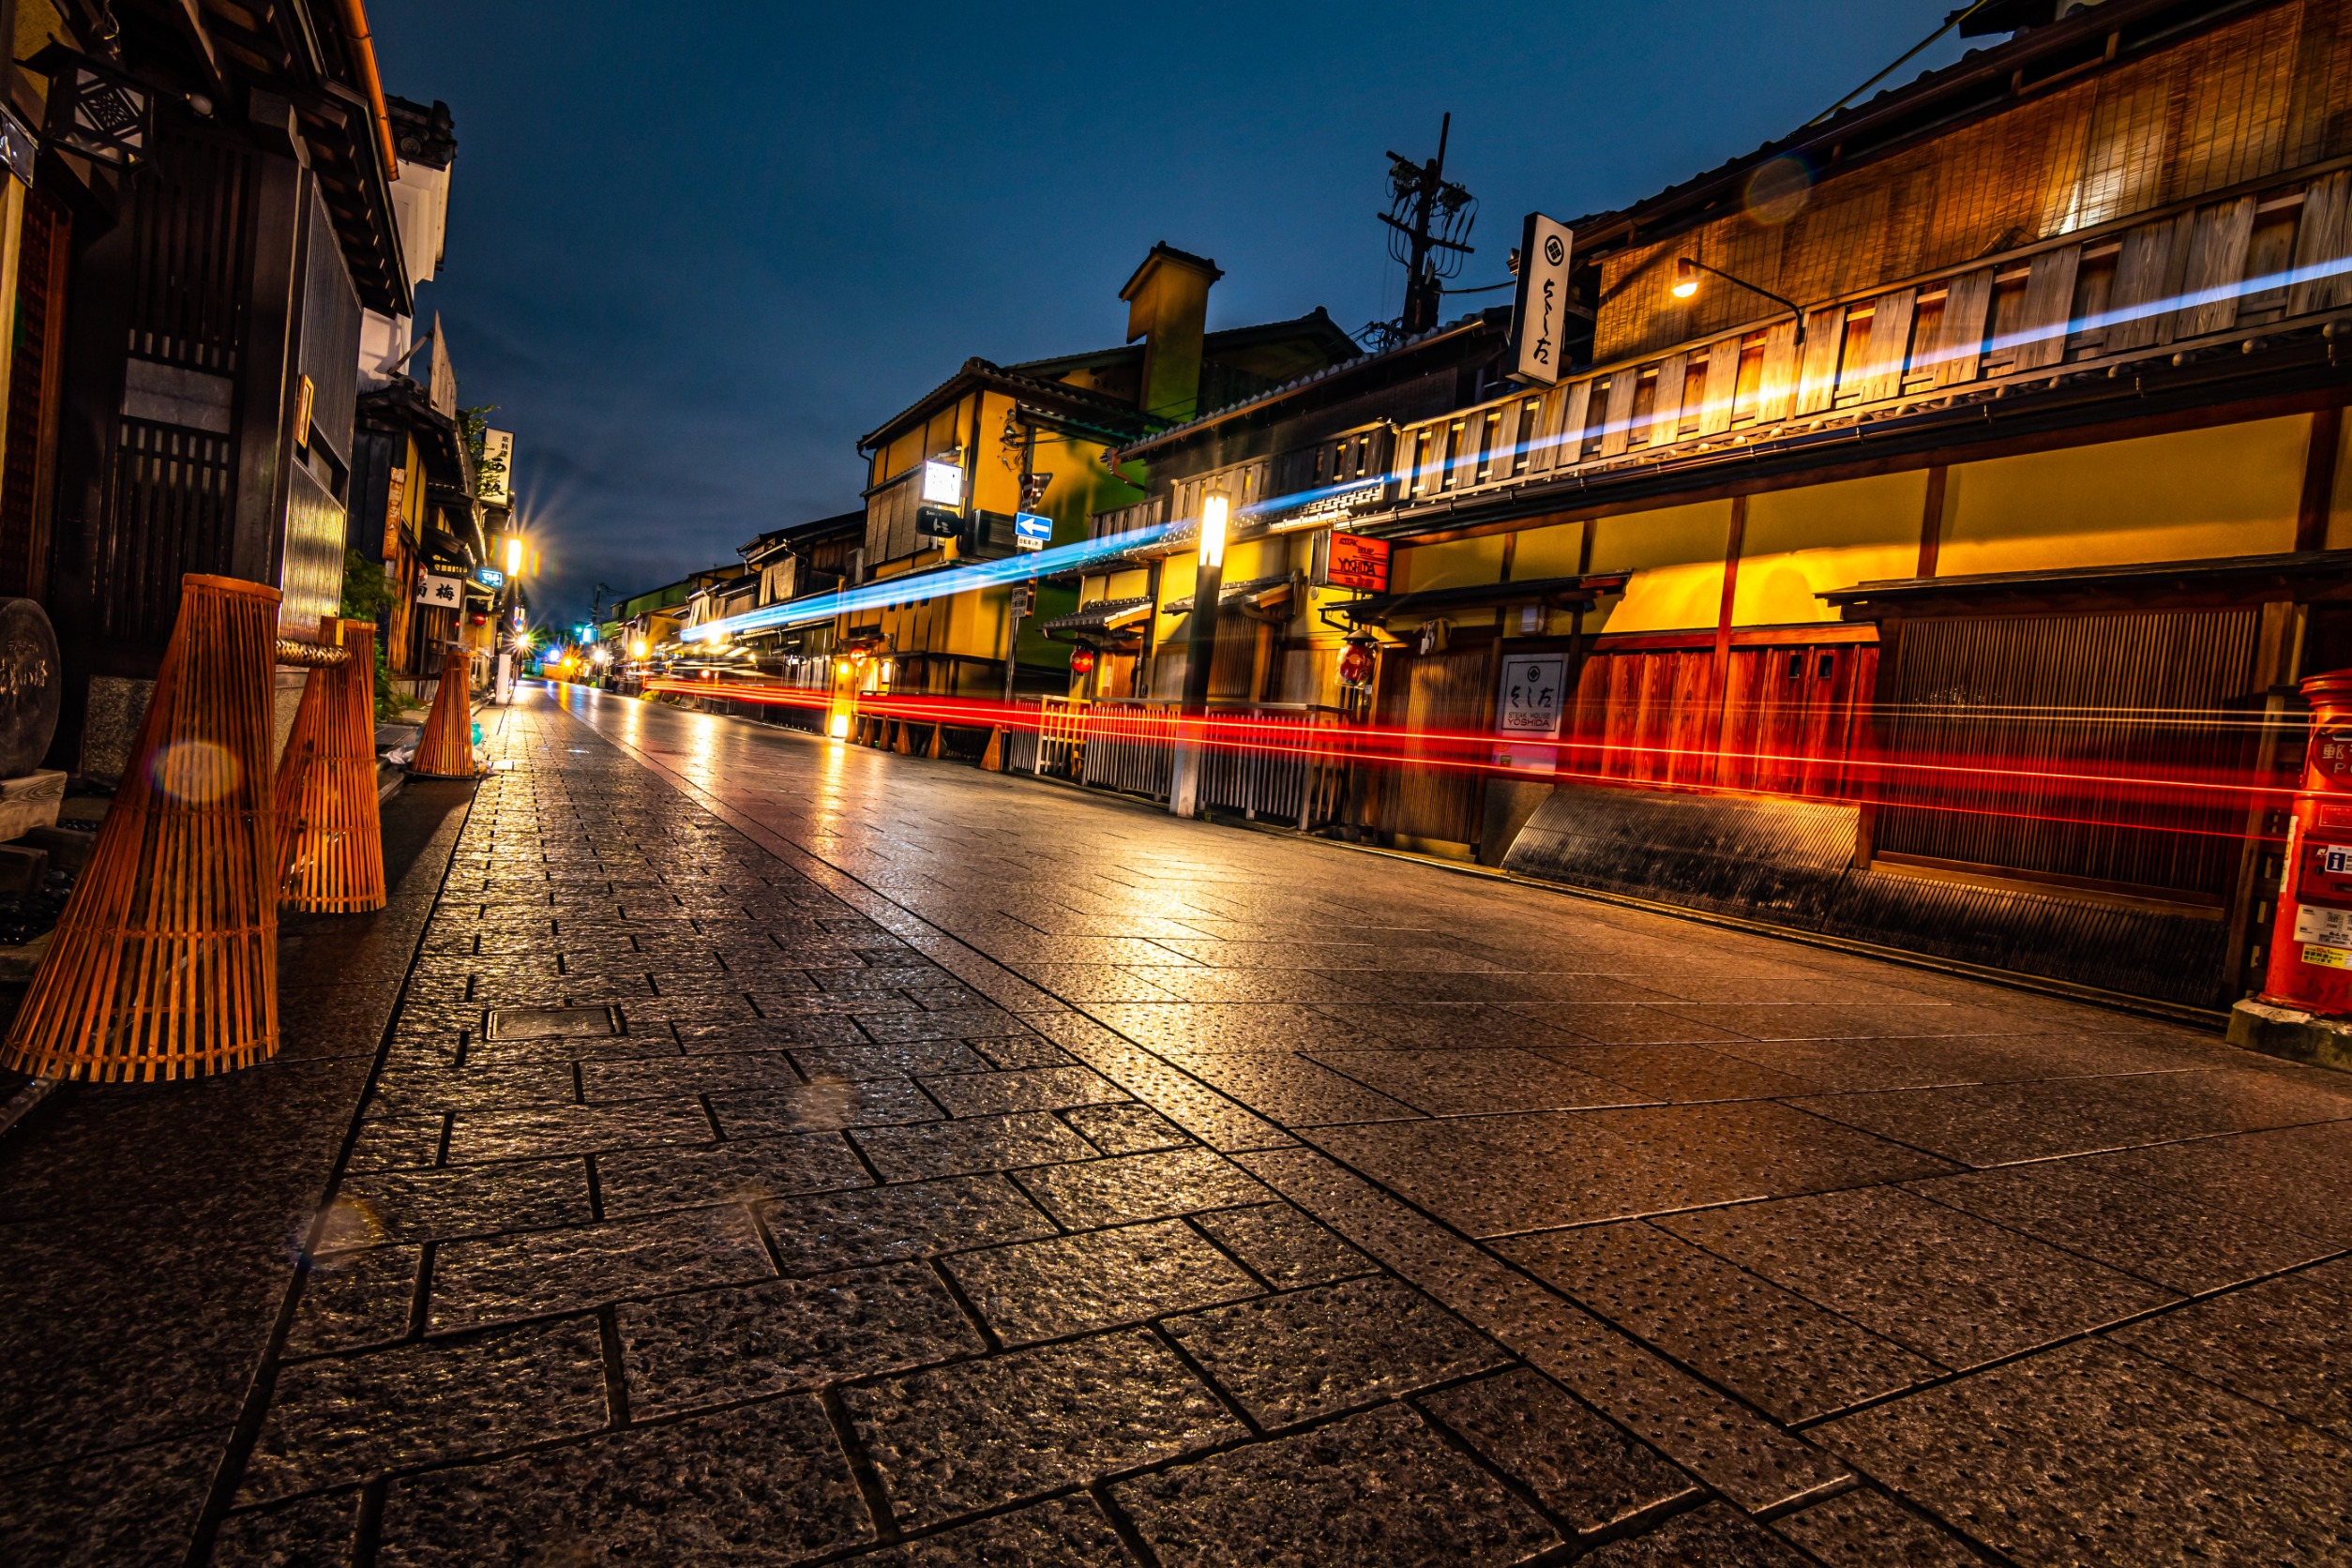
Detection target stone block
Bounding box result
[21,823,94,875]
[0,841,48,897]
[0,769,64,842]
[2228,998,2352,1076]
[78,676,153,785]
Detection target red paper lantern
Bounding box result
[1338,644,1372,686]
[1069,647,1097,675]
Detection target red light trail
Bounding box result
[627,677,2301,849]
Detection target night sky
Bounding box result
[369,3,1973,627]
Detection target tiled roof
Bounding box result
[1039,596,1155,633]
[1116,311,1507,458]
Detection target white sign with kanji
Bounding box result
[416,572,462,609]
[1498,653,1568,736]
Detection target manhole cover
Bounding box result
[485,1005,620,1041]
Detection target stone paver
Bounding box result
[6,686,2350,1565]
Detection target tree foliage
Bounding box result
[338,549,405,720]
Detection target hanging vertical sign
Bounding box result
[479,430,515,507]
[1504,212,1575,386]
[0,106,37,186]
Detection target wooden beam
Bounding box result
[1917,465,1948,579]
[172,0,229,95]
[2296,406,2342,552]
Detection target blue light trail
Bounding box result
[682,519,1180,641]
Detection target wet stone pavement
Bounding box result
[8,683,2352,1565]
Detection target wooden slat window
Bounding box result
[1875,610,2262,897]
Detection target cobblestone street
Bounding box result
[8,683,2352,1565]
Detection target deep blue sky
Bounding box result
[371,3,1973,626]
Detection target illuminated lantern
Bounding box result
[1338,644,1373,686]
[1069,647,1097,676]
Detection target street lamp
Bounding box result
[1671,257,1808,343]
[504,535,523,577]
[1169,493,1232,818]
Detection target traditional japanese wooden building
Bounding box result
[1086,0,2352,1012]
[815,245,1361,752]
[0,0,412,765]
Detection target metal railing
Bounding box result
[1035,696,1090,778]
[1198,703,1353,829]
[1080,700,1177,799]
[1003,695,1353,829]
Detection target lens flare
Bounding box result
[149,739,240,803]
[1744,156,1810,225]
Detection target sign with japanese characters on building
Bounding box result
[1504,212,1575,387]
[1316,532,1391,594]
[415,572,462,609]
[1498,653,1568,736]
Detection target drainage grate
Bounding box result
[484,1005,621,1041]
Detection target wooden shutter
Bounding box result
[2012,246,2082,371]
[2177,196,2257,339]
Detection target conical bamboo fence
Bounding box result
[275,617,384,913]
[410,646,475,777]
[2,575,281,1080]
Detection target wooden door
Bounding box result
[1373,640,1493,847]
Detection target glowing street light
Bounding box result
[1199,493,1229,570]
[1668,256,1808,343]
[1170,492,1233,817]
[504,535,523,577]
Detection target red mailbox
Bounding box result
[2259,669,2352,1015]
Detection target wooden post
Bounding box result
[2,576,281,1080]
[1706,496,1747,785]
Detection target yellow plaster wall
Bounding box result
[1583,500,1733,636]
[970,391,1022,517]
[1732,472,1925,626]
[1221,536,1274,583]
[1399,535,1507,594]
[1510,521,1587,580]
[1938,417,2304,576]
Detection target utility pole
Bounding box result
[1375,113,1478,341]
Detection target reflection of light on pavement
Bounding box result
[303,1195,384,1262]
